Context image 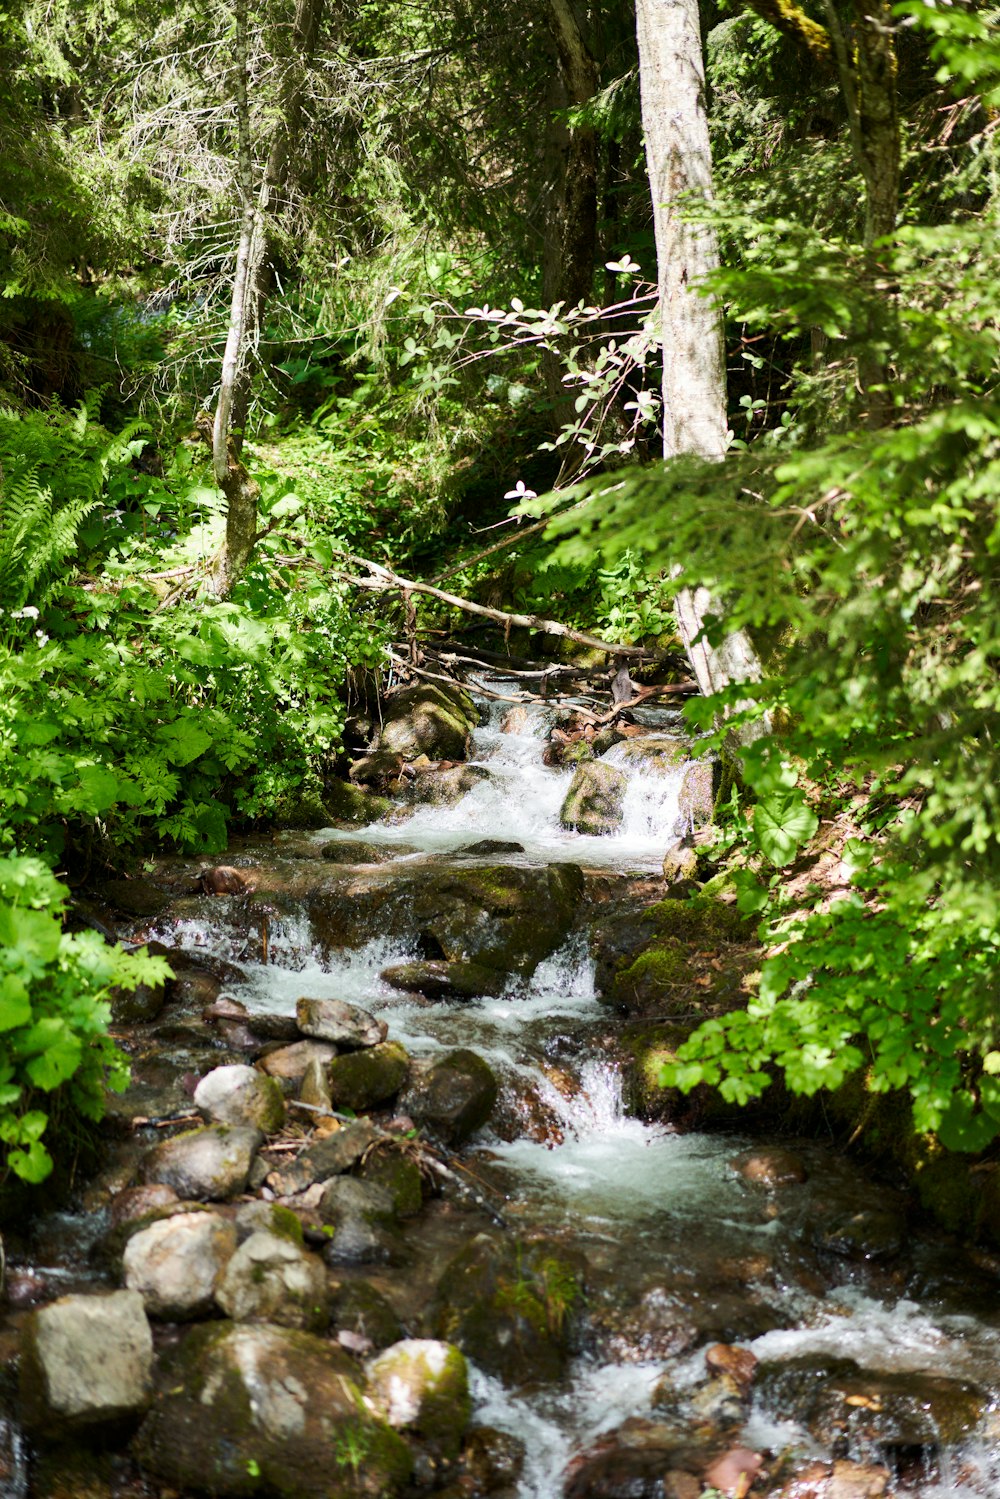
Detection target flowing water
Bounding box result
[10,698,1000,1496]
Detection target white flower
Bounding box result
[504,480,537,501]
[11,606,39,619]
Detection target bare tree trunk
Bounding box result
[210,0,326,597]
[634,0,767,734]
[542,0,599,313]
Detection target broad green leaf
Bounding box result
[753,792,819,867]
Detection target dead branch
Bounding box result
[336,553,666,660]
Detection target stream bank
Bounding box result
[3,687,1000,1499]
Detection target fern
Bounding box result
[0,397,147,615]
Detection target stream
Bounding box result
[5,697,1000,1498]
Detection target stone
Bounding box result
[265,1119,381,1195]
[108,1183,179,1236]
[323,776,393,825]
[559,760,629,835]
[244,1010,302,1041]
[20,1291,153,1431]
[110,977,167,1024]
[400,1048,498,1145]
[320,1177,398,1265]
[327,1039,410,1112]
[411,863,584,979]
[198,865,249,894]
[732,1148,808,1188]
[432,1235,585,1384]
[332,1281,405,1354]
[215,1230,329,1331]
[460,1425,526,1493]
[677,758,716,829]
[193,1063,286,1132]
[123,1211,237,1320]
[381,959,506,1000]
[366,1339,471,1455]
[408,764,490,805]
[702,1446,764,1496]
[140,1125,262,1201]
[296,995,387,1049]
[375,681,479,764]
[136,1322,412,1497]
[812,1205,905,1261]
[662,839,699,883]
[705,1343,759,1392]
[321,840,395,864]
[233,1200,306,1244]
[755,1355,984,1451]
[258,1039,337,1086]
[300,1055,335,1113]
[100,878,170,917]
[360,1149,424,1217]
[459,838,525,855]
[612,734,687,771]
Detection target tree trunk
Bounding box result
[210,0,326,597]
[634,0,767,733]
[542,0,600,314]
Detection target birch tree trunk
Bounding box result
[634,0,768,728]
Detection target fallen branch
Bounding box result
[336,552,666,660]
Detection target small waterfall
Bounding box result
[321,694,692,871]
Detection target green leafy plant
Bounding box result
[0,856,169,1184]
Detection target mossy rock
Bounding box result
[559,761,628,836]
[366,1339,471,1457]
[377,681,479,763]
[137,1322,412,1497]
[431,1235,585,1385]
[645,895,752,946]
[360,1149,424,1218]
[331,1281,404,1352]
[411,864,584,978]
[619,1025,692,1118]
[323,778,393,827]
[327,1040,410,1112]
[271,784,331,830]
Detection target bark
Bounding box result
[210,0,326,597]
[635,0,768,735]
[541,0,600,314]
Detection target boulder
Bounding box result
[732,1148,808,1188]
[366,1339,471,1455]
[193,1064,286,1133]
[215,1230,329,1331]
[376,681,478,764]
[411,863,583,981]
[20,1291,153,1431]
[100,878,171,917]
[140,1125,262,1201]
[432,1235,585,1384]
[299,1055,335,1114]
[327,1040,410,1112]
[323,777,393,826]
[136,1322,412,1497]
[755,1355,984,1452]
[359,1149,424,1217]
[408,764,490,805]
[381,959,505,1001]
[401,1048,498,1144]
[320,1177,398,1265]
[611,734,687,771]
[257,1039,337,1086]
[296,996,386,1049]
[459,838,525,855]
[123,1211,237,1320]
[559,761,629,836]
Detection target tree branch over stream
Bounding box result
[334,552,671,661]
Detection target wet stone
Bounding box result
[732,1147,809,1188]
[140,1124,262,1201]
[266,1119,381,1195]
[296,994,387,1048]
[381,958,506,1000]
[193,1062,286,1132]
[123,1211,237,1320]
[100,878,171,917]
[257,1038,337,1086]
[459,838,526,855]
[215,1229,329,1331]
[320,1177,398,1265]
[244,1010,302,1041]
[705,1342,759,1391]
[755,1355,984,1453]
[774,1460,891,1498]
[20,1290,153,1432]
[459,1425,526,1494]
[360,1148,425,1217]
[300,1053,335,1113]
[367,1339,471,1456]
[560,760,629,836]
[812,1205,906,1262]
[136,1322,412,1498]
[327,1039,410,1112]
[108,1183,179,1235]
[401,1047,498,1144]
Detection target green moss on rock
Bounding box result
[327,1040,410,1112]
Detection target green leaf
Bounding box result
[753,792,819,867]
[8,1140,53,1183]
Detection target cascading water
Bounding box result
[319,696,691,871]
[49,695,1000,1498]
